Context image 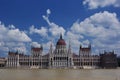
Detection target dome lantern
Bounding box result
[56,34,66,45]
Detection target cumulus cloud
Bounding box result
[42,41,55,54]
[42,9,66,36]
[0,23,31,42]
[0,22,31,56]
[1,9,120,56]
[13,46,27,53]
[71,11,120,38]
[8,25,15,29]
[66,31,82,48]
[39,9,120,55]
[70,11,120,54]
[82,40,90,46]
[28,10,120,56]
[29,25,48,37]
[83,0,120,9]
[26,9,66,54]
[31,42,41,48]
[65,30,91,53]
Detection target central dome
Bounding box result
[56,34,66,45]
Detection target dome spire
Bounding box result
[56,33,66,45]
[60,33,62,39]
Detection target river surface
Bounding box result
[0,69,120,80]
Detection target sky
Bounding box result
[0,0,120,57]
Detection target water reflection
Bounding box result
[0,69,120,80]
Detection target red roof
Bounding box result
[56,34,66,45]
[57,39,66,45]
[8,52,18,56]
[72,53,79,58]
[32,48,42,51]
[80,48,91,51]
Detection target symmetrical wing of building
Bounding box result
[3,35,118,69]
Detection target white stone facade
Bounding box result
[6,35,100,69]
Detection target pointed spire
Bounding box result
[68,38,71,54]
[8,50,11,53]
[31,45,33,49]
[50,40,53,54]
[80,44,82,49]
[41,44,43,50]
[50,40,53,49]
[16,49,19,55]
[112,50,114,53]
[60,33,62,39]
[69,39,71,49]
[89,43,91,49]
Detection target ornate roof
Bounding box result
[80,48,91,51]
[72,53,79,58]
[8,52,18,56]
[31,47,42,51]
[80,45,91,51]
[56,34,66,45]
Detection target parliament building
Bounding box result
[5,35,118,69]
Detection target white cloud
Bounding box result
[70,11,120,54]
[47,9,51,15]
[82,40,90,45]
[1,9,120,56]
[31,42,41,48]
[66,31,82,47]
[29,25,48,37]
[13,46,27,53]
[83,0,120,9]
[42,41,55,54]
[8,29,31,42]
[66,31,83,40]
[71,11,120,38]
[27,9,66,55]
[40,9,120,55]
[0,22,31,56]
[0,41,4,46]
[8,25,15,29]
[0,24,31,42]
[48,23,65,36]
[42,9,66,37]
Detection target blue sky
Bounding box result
[0,0,120,57]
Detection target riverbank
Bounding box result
[0,68,120,80]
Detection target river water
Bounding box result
[0,69,120,80]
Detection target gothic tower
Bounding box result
[49,34,72,68]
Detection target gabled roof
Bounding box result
[43,53,49,57]
[72,53,79,58]
[31,47,42,51]
[80,47,91,51]
[8,52,18,56]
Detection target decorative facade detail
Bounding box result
[49,34,73,68]
[100,51,118,69]
[5,35,118,69]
